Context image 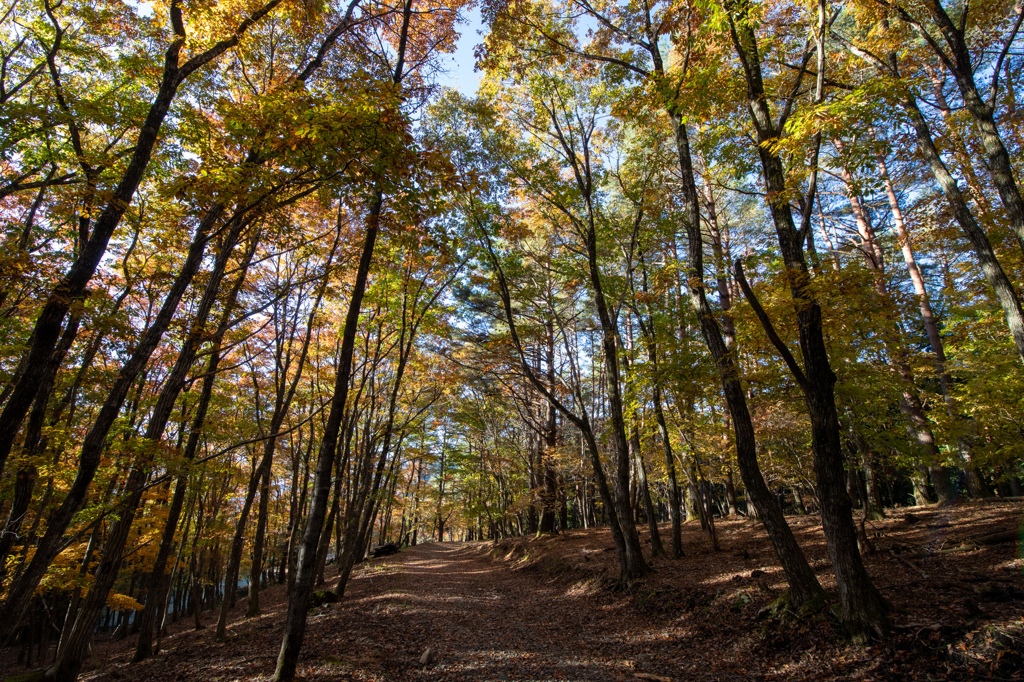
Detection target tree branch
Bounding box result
[989,0,1024,107]
[733,259,809,390]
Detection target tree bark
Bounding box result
[133,230,256,660]
[668,109,824,608]
[0,209,217,649]
[274,193,383,680]
[44,214,218,681]
[729,12,888,638]
[913,0,1024,254]
[0,0,283,482]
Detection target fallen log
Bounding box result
[973,529,1019,545]
[369,541,400,558]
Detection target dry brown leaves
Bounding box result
[4,500,1019,681]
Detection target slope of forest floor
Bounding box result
[3,501,1022,681]
[487,501,1024,681]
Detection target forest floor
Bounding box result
[3,500,1023,681]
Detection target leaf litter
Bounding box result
[38,500,1022,682]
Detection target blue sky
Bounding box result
[440,6,485,95]
[134,0,486,94]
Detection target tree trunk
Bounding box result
[630,428,664,557]
[652,377,682,556]
[836,151,953,504]
[581,201,649,581]
[668,109,824,609]
[0,209,216,649]
[538,321,559,534]
[918,1,1024,254]
[897,83,1024,363]
[0,0,284,482]
[728,14,888,638]
[0,308,82,579]
[134,248,255,655]
[725,469,740,516]
[247,463,272,617]
[273,188,386,680]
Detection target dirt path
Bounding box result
[297,541,670,681]
[82,541,679,682]
[47,504,1024,681]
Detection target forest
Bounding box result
[0,0,1023,679]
